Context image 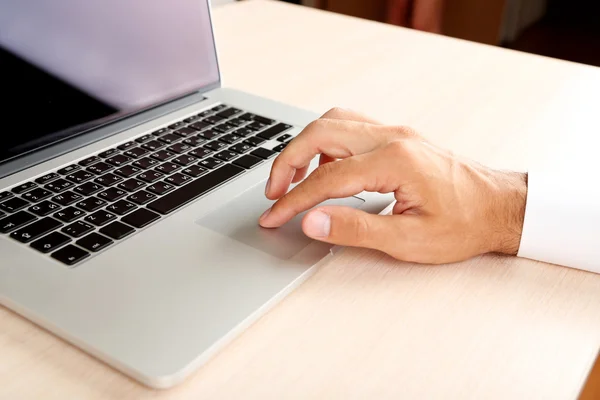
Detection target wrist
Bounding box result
[483,171,528,255]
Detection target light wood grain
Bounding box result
[2,1,600,398]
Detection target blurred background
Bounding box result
[214,0,600,68]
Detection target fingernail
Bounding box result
[304,210,331,238]
[259,207,271,222]
[265,179,271,196]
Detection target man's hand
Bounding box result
[259,108,528,264]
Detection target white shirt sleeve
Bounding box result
[517,169,600,274]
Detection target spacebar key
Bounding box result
[147,164,245,214]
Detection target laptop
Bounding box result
[0,0,392,388]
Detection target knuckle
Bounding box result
[322,107,347,118]
[352,214,372,245]
[385,139,408,155]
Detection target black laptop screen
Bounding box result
[0,0,219,164]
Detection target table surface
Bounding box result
[2,1,600,399]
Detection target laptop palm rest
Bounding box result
[197,182,365,259]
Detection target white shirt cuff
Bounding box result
[518,169,600,274]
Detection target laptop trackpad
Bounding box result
[197,183,365,259]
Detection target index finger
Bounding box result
[260,153,388,228]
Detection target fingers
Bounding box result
[319,107,382,125]
[261,151,395,228]
[266,118,390,199]
[301,206,413,256]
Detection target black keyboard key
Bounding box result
[204,115,226,125]
[62,220,94,238]
[172,155,198,166]
[124,147,149,159]
[215,150,238,162]
[45,178,75,193]
[152,127,170,136]
[277,134,293,142]
[250,147,277,159]
[174,127,197,137]
[106,200,137,216]
[155,163,180,174]
[167,142,193,154]
[31,231,71,253]
[65,170,94,184]
[100,221,135,240]
[0,191,14,201]
[228,118,247,127]
[199,130,220,140]
[94,173,123,186]
[142,140,166,151]
[117,141,137,151]
[73,182,103,196]
[54,207,86,223]
[10,217,62,243]
[22,188,52,203]
[52,191,84,206]
[213,123,236,133]
[198,157,224,169]
[29,201,60,216]
[35,173,60,184]
[238,112,255,121]
[253,115,276,125]
[87,161,113,175]
[76,232,113,252]
[181,166,208,178]
[211,104,227,112]
[158,133,180,145]
[84,210,117,226]
[146,182,175,195]
[126,190,157,205]
[97,187,127,202]
[216,107,242,118]
[233,154,263,169]
[148,164,244,215]
[132,157,159,169]
[257,123,292,140]
[98,148,119,158]
[204,141,227,152]
[197,109,214,118]
[0,197,30,213]
[168,121,186,130]
[183,115,201,124]
[51,245,90,266]
[188,148,212,159]
[106,154,132,167]
[273,143,288,152]
[78,156,101,167]
[165,173,193,186]
[182,136,206,147]
[0,211,37,233]
[246,121,267,131]
[76,197,108,212]
[230,143,253,153]
[57,164,80,175]
[114,165,142,178]
[121,208,161,228]
[118,178,146,192]
[137,171,164,183]
[11,182,37,194]
[219,133,243,144]
[234,127,254,137]
[150,150,176,162]
[189,121,210,131]
[135,134,153,144]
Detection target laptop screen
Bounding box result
[0,0,219,165]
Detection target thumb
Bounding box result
[302,205,398,251]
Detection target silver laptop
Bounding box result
[0,0,391,388]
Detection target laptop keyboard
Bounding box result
[0,104,295,266]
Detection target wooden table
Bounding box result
[2,1,600,398]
